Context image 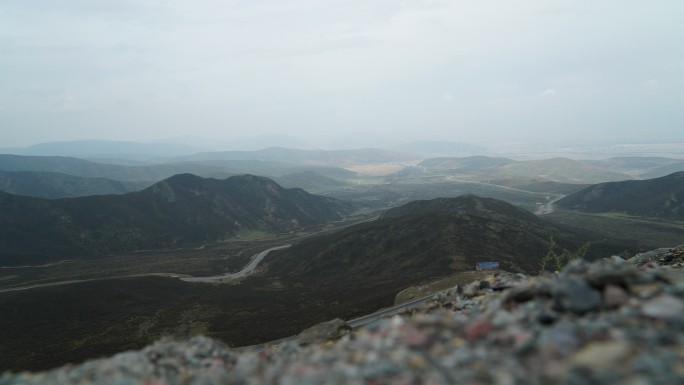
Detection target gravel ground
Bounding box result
[2,246,684,385]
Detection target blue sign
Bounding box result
[476,262,499,271]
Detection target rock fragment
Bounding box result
[552,276,602,314]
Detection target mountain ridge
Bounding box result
[0,170,142,198]
[0,174,352,264]
[556,171,684,219]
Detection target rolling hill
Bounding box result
[556,172,684,219]
[584,156,684,178]
[0,174,352,265]
[0,171,142,198]
[497,157,632,183]
[417,156,515,172]
[406,156,630,184]
[274,171,346,192]
[262,195,630,292]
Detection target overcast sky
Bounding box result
[1,0,683,148]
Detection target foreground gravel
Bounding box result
[2,246,684,385]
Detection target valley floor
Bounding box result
[3,246,683,385]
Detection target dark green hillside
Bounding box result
[0,195,639,372]
[0,174,352,265]
[487,179,589,195]
[380,195,540,223]
[263,195,625,290]
[0,171,142,198]
[275,171,346,192]
[556,172,684,219]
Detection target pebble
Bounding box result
[552,276,602,314]
[571,340,632,370]
[3,245,684,385]
[640,295,684,320]
[604,284,630,308]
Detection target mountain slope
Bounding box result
[0,171,141,198]
[275,171,346,192]
[0,174,352,264]
[262,195,627,293]
[556,172,684,219]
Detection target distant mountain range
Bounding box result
[557,172,684,219]
[0,174,352,265]
[175,147,421,165]
[0,140,205,161]
[0,154,232,181]
[0,154,357,185]
[0,171,142,199]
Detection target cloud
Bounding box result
[540,88,558,97]
[441,93,457,103]
[643,79,659,88]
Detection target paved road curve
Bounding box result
[181,244,291,283]
[238,293,440,350]
[346,294,435,328]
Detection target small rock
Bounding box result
[297,319,350,346]
[611,255,626,265]
[640,295,684,320]
[538,321,580,357]
[503,279,551,303]
[464,316,492,340]
[537,313,557,325]
[603,284,630,308]
[463,281,481,298]
[629,282,662,299]
[552,277,602,314]
[572,340,632,370]
[657,269,684,291]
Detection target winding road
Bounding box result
[181,244,291,283]
[534,194,565,215]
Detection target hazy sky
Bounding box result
[1,0,683,148]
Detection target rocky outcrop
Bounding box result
[3,246,683,385]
